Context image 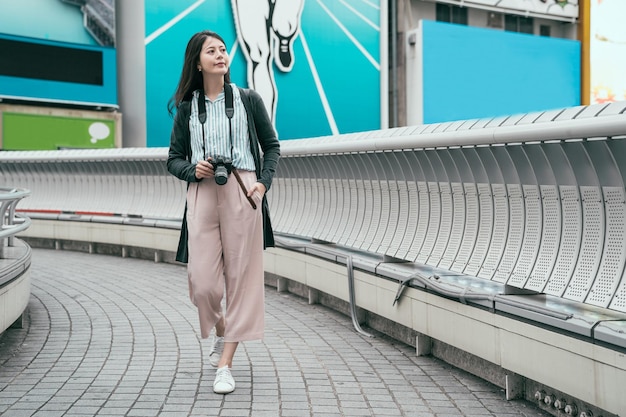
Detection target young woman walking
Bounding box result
[167,30,280,394]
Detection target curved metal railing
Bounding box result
[0,186,31,337]
[0,187,31,259]
[1,102,626,314]
[2,102,626,416]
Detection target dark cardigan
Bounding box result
[167,86,281,263]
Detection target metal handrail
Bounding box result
[0,187,31,258]
[274,235,375,338]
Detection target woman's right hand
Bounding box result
[195,160,214,179]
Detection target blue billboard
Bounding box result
[0,0,117,108]
[419,20,580,124]
[145,0,384,146]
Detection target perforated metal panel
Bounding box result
[494,184,525,283]
[332,178,353,244]
[332,179,352,244]
[270,175,284,231]
[586,187,626,307]
[380,180,401,256]
[281,177,297,235]
[322,179,343,242]
[269,162,287,229]
[525,185,561,291]
[544,186,582,296]
[314,178,333,241]
[479,184,509,279]
[416,182,441,263]
[428,182,453,266]
[365,180,387,253]
[323,177,340,242]
[508,185,542,287]
[295,177,310,236]
[166,177,187,219]
[388,181,409,258]
[337,179,359,246]
[280,175,295,234]
[610,272,626,312]
[563,186,605,302]
[308,177,329,239]
[406,182,430,262]
[353,179,373,250]
[439,182,465,269]
[451,183,479,273]
[19,164,40,212]
[271,176,288,232]
[133,164,152,216]
[301,177,317,237]
[359,180,381,251]
[345,179,367,248]
[396,181,419,260]
[105,175,122,214]
[163,176,182,219]
[308,178,327,239]
[66,167,88,212]
[465,183,493,276]
[131,174,147,216]
[297,174,311,234]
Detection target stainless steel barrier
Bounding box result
[1,103,626,313]
[272,101,626,313]
[0,186,31,335]
[0,187,31,259]
[0,148,184,220]
[2,101,626,416]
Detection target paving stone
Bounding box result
[0,249,553,417]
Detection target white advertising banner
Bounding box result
[438,0,578,20]
[590,0,626,104]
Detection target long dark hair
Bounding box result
[167,30,231,116]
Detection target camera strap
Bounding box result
[198,83,234,160]
[196,85,255,209]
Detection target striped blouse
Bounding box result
[188,84,255,171]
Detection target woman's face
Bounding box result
[197,36,229,78]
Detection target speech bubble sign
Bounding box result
[89,122,111,144]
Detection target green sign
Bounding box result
[2,112,116,150]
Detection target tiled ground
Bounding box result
[0,248,551,416]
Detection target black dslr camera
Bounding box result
[210,156,233,185]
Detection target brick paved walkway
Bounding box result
[0,249,551,416]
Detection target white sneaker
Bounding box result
[209,336,224,367]
[213,366,235,394]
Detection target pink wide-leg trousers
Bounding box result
[186,170,264,341]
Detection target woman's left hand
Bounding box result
[247,182,266,199]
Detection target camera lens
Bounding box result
[215,165,228,185]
